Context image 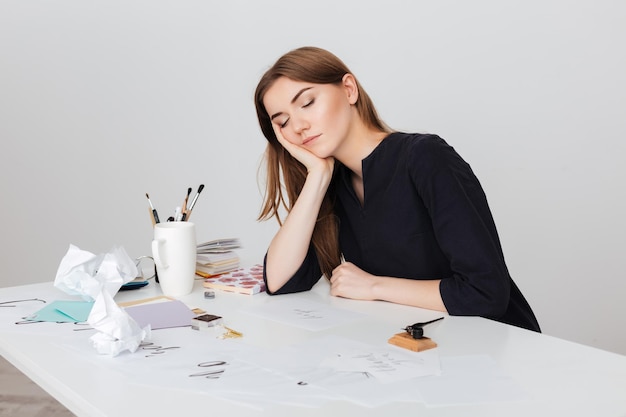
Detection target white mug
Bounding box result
[151,222,196,297]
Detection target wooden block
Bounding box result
[388,332,438,352]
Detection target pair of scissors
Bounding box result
[189,361,228,378]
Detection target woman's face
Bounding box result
[263,75,357,158]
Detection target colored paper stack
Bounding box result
[196,251,240,277]
[195,238,241,277]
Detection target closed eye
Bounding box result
[275,98,314,128]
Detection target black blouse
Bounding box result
[264,132,540,332]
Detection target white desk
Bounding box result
[1,279,625,417]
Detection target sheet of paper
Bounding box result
[58,327,338,410]
[0,296,94,335]
[246,335,432,407]
[124,300,196,330]
[241,298,365,331]
[256,334,439,404]
[413,354,530,407]
[28,300,94,323]
[0,287,87,334]
[56,326,527,410]
[321,345,441,384]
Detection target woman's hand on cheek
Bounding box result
[273,125,334,178]
[329,262,377,301]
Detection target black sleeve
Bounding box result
[409,136,512,319]
[263,243,323,295]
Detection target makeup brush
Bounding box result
[146,193,160,224]
[185,184,205,221]
[181,187,192,221]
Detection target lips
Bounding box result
[302,134,320,146]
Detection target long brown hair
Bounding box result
[254,46,389,279]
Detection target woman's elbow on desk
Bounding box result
[262,267,286,294]
[440,274,511,318]
[263,254,297,294]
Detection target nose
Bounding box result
[290,114,309,134]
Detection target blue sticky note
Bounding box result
[29,300,94,323]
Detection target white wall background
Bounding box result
[1,0,624,354]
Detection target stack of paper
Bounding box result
[196,238,241,277]
[197,238,241,254]
[196,251,240,277]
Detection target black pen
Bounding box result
[409,317,444,328]
[403,317,444,339]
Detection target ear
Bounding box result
[341,73,359,105]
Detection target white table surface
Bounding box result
[1,279,625,417]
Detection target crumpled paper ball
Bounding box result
[54,244,150,356]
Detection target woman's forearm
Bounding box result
[372,277,447,312]
[330,262,448,312]
[265,170,331,292]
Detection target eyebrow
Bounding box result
[269,87,313,121]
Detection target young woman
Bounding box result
[254,46,540,332]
